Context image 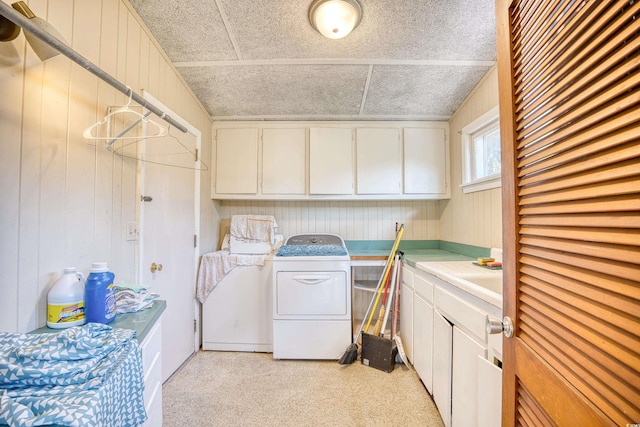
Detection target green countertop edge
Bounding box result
[346,240,491,256]
[30,300,166,343]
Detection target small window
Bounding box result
[460,106,501,193]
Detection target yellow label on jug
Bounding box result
[47,302,85,324]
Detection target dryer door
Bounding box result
[275,271,348,319]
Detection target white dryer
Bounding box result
[272,234,351,360]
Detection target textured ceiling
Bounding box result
[129,0,497,121]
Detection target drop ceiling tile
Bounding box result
[128,0,237,62]
[219,0,496,60]
[363,65,492,116]
[177,64,370,118]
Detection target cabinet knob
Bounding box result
[486,316,514,338]
[150,262,163,273]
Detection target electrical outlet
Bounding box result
[126,222,139,241]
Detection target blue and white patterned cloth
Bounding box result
[276,244,348,257]
[0,323,146,427]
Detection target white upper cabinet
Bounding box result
[309,127,353,195]
[356,128,401,194]
[215,128,258,194]
[211,122,449,200]
[262,128,306,195]
[404,128,448,195]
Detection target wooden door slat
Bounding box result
[514,1,607,99]
[517,80,640,151]
[519,212,640,229]
[515,1,637,110]
[520,235,640,264]
[519,194,640,215]
[519,159,640,195]
[521,283,640,364]
[518,131,640,181]
[520,224,640,247]
[519,245,639,281]
[520,260,640,317]
[513,1,577,84]
[517,44,640,132]
[519,178,639,205]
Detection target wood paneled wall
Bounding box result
[440,66,502,249]
[0,0,213,333]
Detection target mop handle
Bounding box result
[364,225,404,333]
[380,253,400,337]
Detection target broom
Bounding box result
[338,224,405,365]
[371,253,398,336]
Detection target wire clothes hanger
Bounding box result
[83,87,168,141]
[111,124,209,171]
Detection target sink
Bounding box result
[415,260,503,307]
[455,274,503,294]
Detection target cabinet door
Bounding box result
[215,128,258,194]
[356,128,401,194]
[309,128,353,195]
[399,281,414,363]
[404,128,447,194]
[477,355,502,427]
[433,311,453,427]
[451,326,486,427]
[413,294,434,393]
[262,128,306,195]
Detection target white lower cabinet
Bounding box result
[451,326,486,427]
[400,267,414,363]
[403,263,502,427]
[413,274,434,394]
[141,318,163,427]
[433,310,453,427]
[477,355,502,427]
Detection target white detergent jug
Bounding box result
[47,267,86,328]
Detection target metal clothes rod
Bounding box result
[0,2,188,134]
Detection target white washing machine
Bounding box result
[272,234,351,360]
[202,256,273,352]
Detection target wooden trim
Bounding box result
[496,0,519,424]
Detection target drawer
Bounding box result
[141,320,162,374]
[435,286,486,344]
[143,352,162,406]
[414,273,433,303]
[401,266,414,288]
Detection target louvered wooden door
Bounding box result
[496,0,640,425]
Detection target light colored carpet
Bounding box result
[163,351,444,427]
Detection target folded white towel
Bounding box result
[196,250,266,303]
[229,215,277,244]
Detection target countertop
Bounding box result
[345,240,482,267]
[347,240,501,307]
[31,300,166,343]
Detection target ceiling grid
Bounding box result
[128,0,497,121]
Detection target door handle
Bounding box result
[150,262,163,273]
[292,274,331,284]
[486,316,514,338]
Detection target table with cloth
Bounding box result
[0,323,146,427]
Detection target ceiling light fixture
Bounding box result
[309,0,362,40]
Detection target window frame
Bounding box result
[460,106,502,194]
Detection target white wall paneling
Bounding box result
[219,200,440,241]
[440,66,502,249]
[0,0,213,333]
